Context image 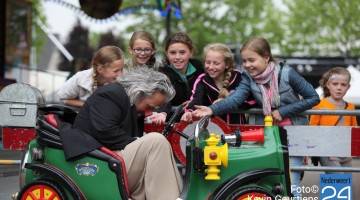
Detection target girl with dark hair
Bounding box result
[154,32,205,124]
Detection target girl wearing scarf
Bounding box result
[192,37,320,198]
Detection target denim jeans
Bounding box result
[290,156,303,198]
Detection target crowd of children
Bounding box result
[56,31,358,199]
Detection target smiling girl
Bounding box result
[191,37,320,198]
[181,43,254,124]
[125,31,162,70]
[154,32,204,124]
[57,46,124,107]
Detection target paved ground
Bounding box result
[0,176,18,200]
[0,149,22,200]
[0,150,22,176]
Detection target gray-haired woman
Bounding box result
[61,67,182,200]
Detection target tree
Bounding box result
[54,0,360,59]
[123,0,286,59]
[97,31,126,51]
[283,0,360,56]
[57,20,94,71]
[32,0,47,60]
[121,0,360,57]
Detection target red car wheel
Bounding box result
[19,179,66,200]
[229,186,275,200]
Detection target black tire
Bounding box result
[227,185,276,200]
[18,179,66,200]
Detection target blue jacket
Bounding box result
[210,64,320,125]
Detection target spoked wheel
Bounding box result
[228,186,275,200]
[169,117,232,166]
[18,179,66,200]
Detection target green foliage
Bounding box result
[45,0,360,60]
[97,32,126,51]
[121,0,360,57]
[123,0,286,58]
[32,0,47,57]
[283,0,360,56]
[88,32,101,49]
[57,21,94,71]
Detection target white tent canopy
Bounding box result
[315,65,360,106]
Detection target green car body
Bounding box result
[18,115,291,200]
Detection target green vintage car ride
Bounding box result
[14,106,292,200]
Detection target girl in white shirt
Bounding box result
[57,46,124,107]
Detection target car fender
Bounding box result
[25,163,86,200]
[210,168,283,200]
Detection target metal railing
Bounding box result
[291,165,360,172]
[238,108,360,173]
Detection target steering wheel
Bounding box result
[168,117,232,166]
[162,105,184,136]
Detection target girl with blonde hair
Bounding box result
[58,46,124,107]
[181,43,255,124]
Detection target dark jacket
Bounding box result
[74,83,140,149]
[157,59,205,117]
[186,70,255,124]
[59,83,140,160]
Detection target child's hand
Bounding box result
[212,98,224,104]
[192,105,213,118]
[271,110,283,122]
[181,112,193,123]
[148,112,167,125]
